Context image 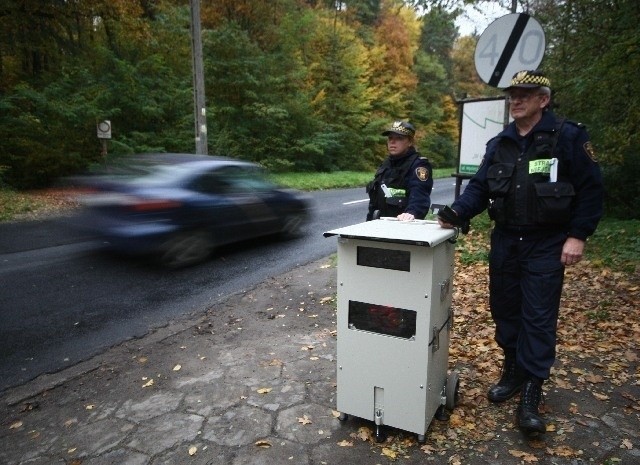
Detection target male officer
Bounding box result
[366,121,433,221]
[438,70,604,436]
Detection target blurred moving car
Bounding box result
[72,153,312,268]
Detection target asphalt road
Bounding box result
[0,180,459,391]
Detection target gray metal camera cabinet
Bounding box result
[324,219,460,442]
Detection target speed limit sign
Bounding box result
[474,13,545,88]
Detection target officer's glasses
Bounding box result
[506,92,546,103]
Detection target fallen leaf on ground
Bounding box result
[546,445,581,457]
[421,444,437,454]
[584,373,603,383]
[352,426,372,442]
[509,449,538,462]
[382,448,397,459]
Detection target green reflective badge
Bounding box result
[388,188,406,197]
[529,159,552,175]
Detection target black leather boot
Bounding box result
[487,354,524,402]
[516,378,546,435]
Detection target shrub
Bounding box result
[602,148,640,219]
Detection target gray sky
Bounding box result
[455,1,511,36]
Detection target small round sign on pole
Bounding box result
[97,120,111,139]
[97,120,111,158]
[474,13,546,88]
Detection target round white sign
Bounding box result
[474,13,545,88]
[97,120,112,139]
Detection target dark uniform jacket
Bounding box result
[366,147,433,221]
[452,110,603,240]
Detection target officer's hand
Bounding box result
[561,237,585,266]
[437,206,470,234]
[437,218,456,229]
[397,212,415,221]
[437,205,459,228]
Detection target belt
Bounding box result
[495,225,566,240]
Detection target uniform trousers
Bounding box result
[488,227,566,380]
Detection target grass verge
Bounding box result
[270,167,454,191]
[0,190,48,222]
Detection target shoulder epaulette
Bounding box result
[560,119,585,129]
[486,135,500,146]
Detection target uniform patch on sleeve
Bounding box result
[415,166,429,181]
[583,141,597,162]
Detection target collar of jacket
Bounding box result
[388,147,417,164]
[501,110,558,142]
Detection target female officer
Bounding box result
[366,121,433,221]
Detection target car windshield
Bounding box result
[188,165,278,194]
[135,163,278,191]
[137,164,200,185]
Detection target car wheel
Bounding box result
[159,229,214,268]
[280,213,306,238]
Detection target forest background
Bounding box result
[0,0,638,218]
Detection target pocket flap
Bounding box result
[487,163,515,180]
[534,182,575,198]
[385,197,405,207]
